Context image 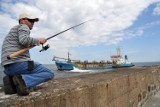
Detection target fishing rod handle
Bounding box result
[7,46,34,59]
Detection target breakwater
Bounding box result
[0,66,160,107]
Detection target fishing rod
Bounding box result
[47,19,93,40]
[7,19,93,59]
[39,19,93,52]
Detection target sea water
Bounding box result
[0,62,160,85]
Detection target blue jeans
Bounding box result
[4,61,54,89]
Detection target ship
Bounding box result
[53,48,134,70]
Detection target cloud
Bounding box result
[153,2,160,15]
[0,0,159,60]
[0,13,17,45]
[123,20,160,39]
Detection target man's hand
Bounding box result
[39,38,47,44]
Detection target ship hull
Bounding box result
[112,63,135,68]
[55,61,113,70]
[55,60,135,70]
[55,61,74,70]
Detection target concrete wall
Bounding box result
[0,66,160,107]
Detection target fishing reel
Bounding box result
[39,44,50,52]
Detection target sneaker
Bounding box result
[3,76,17,94]
[13,75,29,96]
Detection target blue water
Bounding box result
[134,62,160,66]
[0,62,160,85]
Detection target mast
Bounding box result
[68,52,71,62]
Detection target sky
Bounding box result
[0,0,160,64]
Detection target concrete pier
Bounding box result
[0,66,160,107]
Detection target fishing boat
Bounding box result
[110,47,135,68]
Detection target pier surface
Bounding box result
[0,66,160,107]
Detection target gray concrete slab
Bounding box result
[143,91,160,107]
